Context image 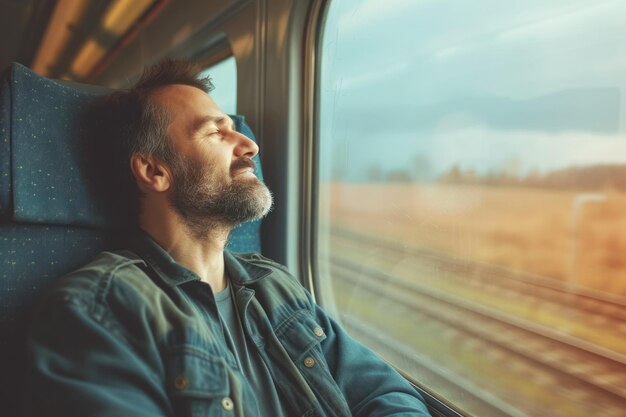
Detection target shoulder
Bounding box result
[36,250,148,311]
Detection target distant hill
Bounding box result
[439,164,626,192]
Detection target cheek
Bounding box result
[196,154,230,183]
[198,143,230,167]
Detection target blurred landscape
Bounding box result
[321,178,626,417]
[322,180,626,297]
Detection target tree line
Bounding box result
[438,163,626,191]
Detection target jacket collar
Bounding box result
[224,251,273,286]
[130,228,272,288]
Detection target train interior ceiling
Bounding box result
[0,0,312,270]
[1,0,165,82]
[3,1,626,417]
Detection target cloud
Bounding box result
[428,126,626,174]
[337,0,433,34]
[331,61,411,91]
[495,0,618,44]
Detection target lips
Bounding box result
[230,157,256,176]
[233,167,255,177]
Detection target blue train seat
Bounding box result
[0,62,264,415]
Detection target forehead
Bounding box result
[150,85,236,153]
[152,84,223,127]
[152,84,230,147]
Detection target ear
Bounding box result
[130,154,172,193]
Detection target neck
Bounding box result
[139,203,232,293]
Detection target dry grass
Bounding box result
[321,182,626,296]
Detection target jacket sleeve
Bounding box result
[24,298,171,417]
[311,297,432,417]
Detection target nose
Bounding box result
[233,130,259,158]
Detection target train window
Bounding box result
[200,55,237,115]
[315,1,626,417]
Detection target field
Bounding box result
[320,182,626,417]
[320,182,626,297]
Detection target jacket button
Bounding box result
[313,326,324,337]
[304,356,316,368]
[222,397,234,411]
[174,375,188,390]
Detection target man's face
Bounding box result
[152,85,272,232]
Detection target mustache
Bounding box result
[230,157,256,174]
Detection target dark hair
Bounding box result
[90,59,214,222]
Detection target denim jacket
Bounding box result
[24,232,430,417]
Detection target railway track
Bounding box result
[329,226,626,327]
[330,256,626,417]
[339,314,531,417]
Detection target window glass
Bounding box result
[200,55,237,115]
[316,1,626,416]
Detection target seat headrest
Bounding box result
[0,63,261,230]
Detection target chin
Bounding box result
[245,184,274,220]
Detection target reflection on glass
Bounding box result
[317,1,626,417]
[201,56,237,115]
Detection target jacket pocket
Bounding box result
[275,309,328,365]
[165,346,234,417]
[274,310,352,417]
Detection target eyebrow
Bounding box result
[189,115,235,136]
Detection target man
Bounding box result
[24,59,431,416]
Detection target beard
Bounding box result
[168,154,273,239]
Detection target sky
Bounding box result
[318,0,626,181]
[201,56,237,115]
